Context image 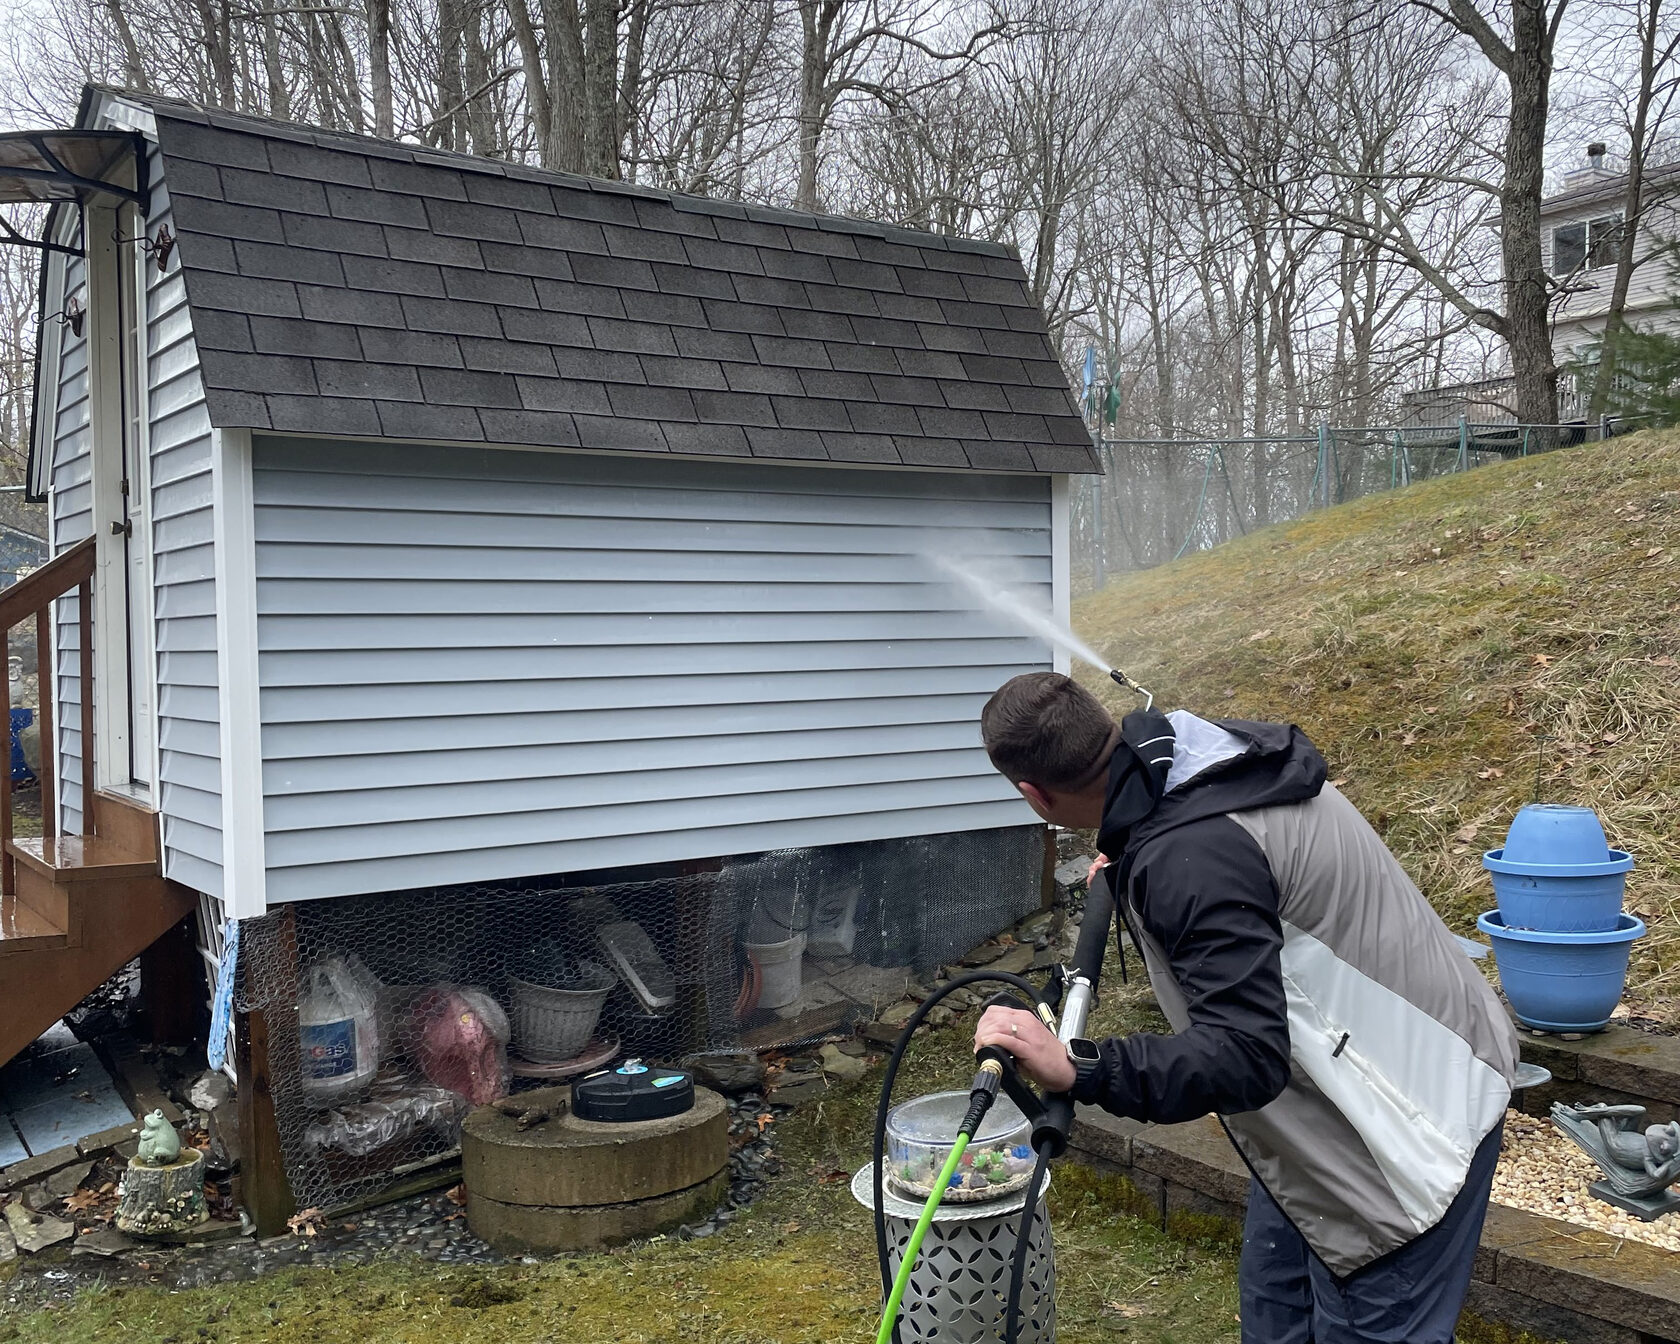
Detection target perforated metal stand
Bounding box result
[853,1165,1055,1344]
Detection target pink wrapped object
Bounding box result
[413,987,511,1106]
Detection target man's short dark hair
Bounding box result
[981,672,1116,788]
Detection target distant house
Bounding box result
[1401,143,1678,429]
[2,86,1097,1220]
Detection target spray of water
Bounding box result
[925,552,1112,674]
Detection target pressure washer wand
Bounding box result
[1033,869,1116,1157]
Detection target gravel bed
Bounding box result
[1493,1107,1680,1252]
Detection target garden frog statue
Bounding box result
[135,1110,182,1167]
[1552,1102,1680,1201]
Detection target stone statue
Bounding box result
[1552,1102,1680,1217]
[135,1110,182,1167]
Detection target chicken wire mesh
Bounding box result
[237,824,1047,1214]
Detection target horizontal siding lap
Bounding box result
[259,663,1031,723]
[254,578,1049,616]
[266,799,1033,901]
[265,723,994,795]
[256,608,1046,650]
[265,772,1022,866]
[252,543,1049,586]
[263,691,994,759]
[258,637,1048,687]
[265,747,997,828]
[253,506,1048,557]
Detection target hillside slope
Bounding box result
[1074,430,1680,1026]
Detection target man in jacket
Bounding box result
[973,671,1517,1344]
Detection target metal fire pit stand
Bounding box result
[852,1164,1055,1344]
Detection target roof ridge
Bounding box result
[101,84,1017,260]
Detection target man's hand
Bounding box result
[1087,853,1110,888]
[973,1005,1075,1092]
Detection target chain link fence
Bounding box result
[1073,417,1640,591]
[236,825,1046,1214]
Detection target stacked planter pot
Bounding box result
[1476,805,1641,1033]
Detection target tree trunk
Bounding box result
[1589,0,1664,420]
[368,0,394,138]
[104,0,151,92]
[795,0,831,212]
[1502,0,1562,440]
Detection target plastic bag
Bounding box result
[302,1075,468,1157]
[299,955,382,1105]
[410,985,511,1106]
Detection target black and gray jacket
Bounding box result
[1075,709,1518,1276]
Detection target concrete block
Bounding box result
[1162,1180,1244,1247]
[1473,1204,1576,1284]
[1462,1280,1641,1344]
[0,1145,80,1193]
[467,1169,729,1254]
[461,1085,727,1209]
[1498,1224,1680,1338]
[1131,1116,1251,1207]
[1067,1108,1147,1169]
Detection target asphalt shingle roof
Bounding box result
[133,96,1096,473]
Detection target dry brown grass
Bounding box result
[1074,429,1680,1026]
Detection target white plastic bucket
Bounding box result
[746,933,806,1010]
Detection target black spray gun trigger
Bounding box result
[972,992,1050,1128]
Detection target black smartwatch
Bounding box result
[1064,1037,1103,1096]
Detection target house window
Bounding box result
[1589,215,1622,269]
[1553,214,1622,274]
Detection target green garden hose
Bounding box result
[874,1132,971,1344]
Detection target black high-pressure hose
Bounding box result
[872,968,1049,1344]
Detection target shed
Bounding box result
[3,84,1097,1220]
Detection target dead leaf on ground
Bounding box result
[1454,823,1480,844]
[286,1207,324,1238]
[1246,629,1272,642]
[1532,654,1553,667]
[816,1169,849,1184]
[1477,768,1505,780]
[445,1184,467,1206]
[1400,731,1418,747]
[1103,1302,1148,1318]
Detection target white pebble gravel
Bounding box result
[1493,1108,1680,1253]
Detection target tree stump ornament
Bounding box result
[116,1112,208,1237]
[1551,1101,1680,1220]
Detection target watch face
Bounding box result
[1068,1038,1100,1064]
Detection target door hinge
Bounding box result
[110,519,132,538]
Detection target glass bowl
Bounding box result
[885,1091,1034,1203]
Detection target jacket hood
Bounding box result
[1100,715,1327,858]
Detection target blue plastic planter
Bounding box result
[1483,804,1632,932]
[1477,910,1645,1032]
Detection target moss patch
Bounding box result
[1076,430,1680,1026]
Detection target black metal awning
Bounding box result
[0,129,146,255]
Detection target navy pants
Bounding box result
[1239,1120,1502,1344]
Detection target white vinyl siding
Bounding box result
[252,438,1051,901]
[144,140,223,896]
[49,247,92,833]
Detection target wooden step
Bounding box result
[7,835,157,883]
[91,791,161,864]
[0,890,68,952]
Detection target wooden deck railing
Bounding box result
[0,536,95,895]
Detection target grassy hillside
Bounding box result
[1074,430,1680,1027]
